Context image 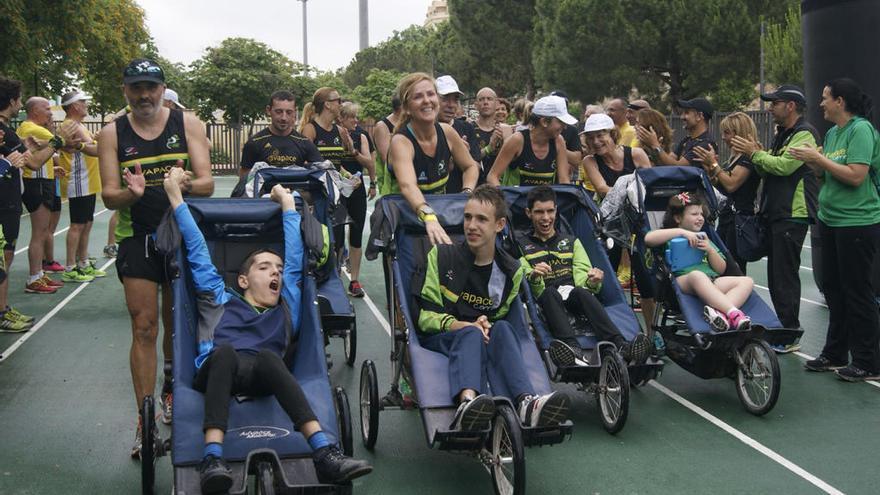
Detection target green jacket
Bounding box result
[516,232,601,297]
[750,118,820,223]
[415,242,527,334]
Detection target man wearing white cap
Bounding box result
[486,95,572,186]
[58,90,105,283]
[436,75,480,192]
[163,88,186,110]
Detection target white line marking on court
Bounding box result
[14,208,109,255]
[754,257,813,272]
[340,267,391,336]
[792,351,880,390]
[754,284,827,308]
[648,380,845,494]
[0,258,115,363]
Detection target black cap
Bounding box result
[760,84,806,105]
[677,98,714,119]
[627,102,648,111]
[123,59,165,85]
[550,90,569,101]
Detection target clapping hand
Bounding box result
[124,163,146,198]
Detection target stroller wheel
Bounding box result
[334,386,354,456]
[255,461,276,495]
[344,319,357,366]
[596,351,630,434]
[359,360,380,449]
[489,403,525,495]
[140,396,157,495]
[735,339,780,416]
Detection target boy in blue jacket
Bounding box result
[164,168,371,494]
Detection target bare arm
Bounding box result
[554,135,570,184]
[632,147,653,169]
[637,125,688,166]
[183,113,215,197]
[486,132,523,186]
[645,227,694,247]
[789,144,870,187]
[443,123,478,190]
[300,122,316,141]
[98,122,141,209]
[582,155,610,196]
[389,134,427,212]
[373,121,392,163]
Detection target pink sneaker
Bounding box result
[42,260,65,272]
[727,310,751,331]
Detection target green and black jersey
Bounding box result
[415,242,528,334]
[517,231,600,297]
[115,109,189,240]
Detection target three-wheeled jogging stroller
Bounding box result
[360,193,573,495]
[140,197,355,494]
[254,167,358,366]
[626,167,803,415]
[501,185,663,434]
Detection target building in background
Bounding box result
[424,0,449,28]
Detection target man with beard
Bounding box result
[98,58,214,457]
[638,98,717,167]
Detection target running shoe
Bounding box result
[5,307,35,323]
[199,455,233,494]
[312,445,373,484]
[727,309,751,331]
[131,416,142,459]
[42,260,64,272]
[804,355,847,372]
[702,306,730,332]
[770,342,802,354]
[449,394,495,431]
[0,311,31,332]
[348,280,365,298]
[41,275,64,288]
[61,268,94,283]
[548,340,589,367]
[161,392,173,425]
[103,244,118,258]
[25,278,57,294]
[518,391,570,428]
[619,333,651,365]
[835,365,880,382]
[80,264,106,278]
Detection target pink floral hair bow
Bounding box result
[676,192,691,205]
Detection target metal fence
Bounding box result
[668,111,775,162]
[35,112,774,175]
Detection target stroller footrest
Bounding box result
[522,421,573,447]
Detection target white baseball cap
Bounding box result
[163,88,186,109]
[436,75,464,97]
[60,90,90,106]
[580,113,615,134]
[532,95,577,125]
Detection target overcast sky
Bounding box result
[138,0,434,72]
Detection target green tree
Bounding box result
[292,70,350,110]
[447,0,537,98]
[342,26,434,89]
[0,0,149,100]
[533,0,796,111]
[765,3,803,87]
[190,37,302,126]
[351,69,405,121]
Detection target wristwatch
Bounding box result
[417,204,436,222]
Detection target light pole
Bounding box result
[297,0,309,73]
[359,0,369,51]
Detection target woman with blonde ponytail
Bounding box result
[387,72,479,245]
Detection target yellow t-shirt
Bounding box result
[617,122,639,148]
[16,120,55,180]
[58,120,101,197]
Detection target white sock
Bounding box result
[28,274,42,284]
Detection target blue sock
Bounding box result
[203,442,223,459]
[307,431,330,451]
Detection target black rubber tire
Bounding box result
[141,396,156,495]
[335,386,354,456]
[490,403,526,495]
[735,339,781,416]
[359,360,380,449]
[345,319,357,366]
[597,351,631,435]
[256,461,275,495]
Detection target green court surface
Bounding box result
[1,176,878,494]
